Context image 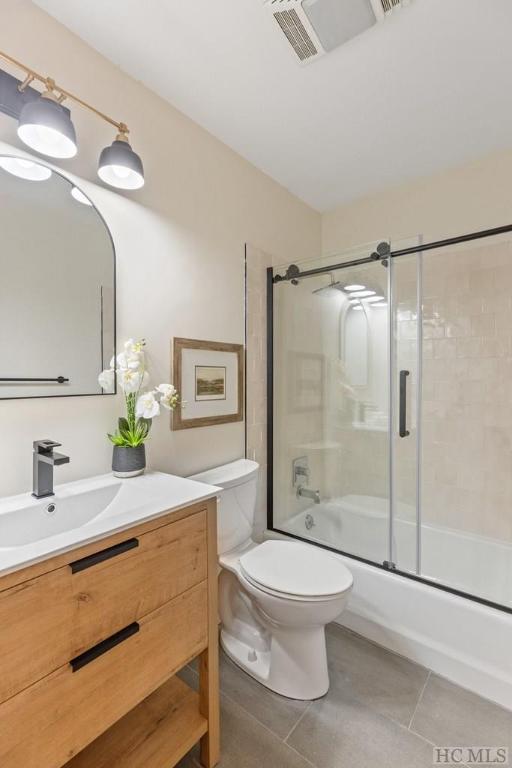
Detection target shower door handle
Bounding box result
[399,370,410,437]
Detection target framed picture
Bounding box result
[195,366,226,401]
[172,338,244,430]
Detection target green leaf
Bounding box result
[118,417,130,432]
[108,407,153,448]
[118,426,132,442]
[136,417,151,439]
[108,432,128,446]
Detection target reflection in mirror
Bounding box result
[338,276,388,431]
[343,308,368,387]
[0,155,115,399]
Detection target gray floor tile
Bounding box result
[179,630,512,768]
[185,650,309,739]
[217,651,310,739]
[288,684,435,768]
[411,674,512,752]
[218,694,314,768]
[175,751,199,768]
[177,664,199,690]
[326,623,429,726]
[189,693,313,768]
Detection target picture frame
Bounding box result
[172,338,244,430]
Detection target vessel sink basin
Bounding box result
[0,471,220,578]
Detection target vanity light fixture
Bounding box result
[349,289,376,298]
[71,186,93,206]
[98,127,144,190]
[344,284,366,291]
[18,80,77,159]
[0,156,52,181]
[0,49,144,190]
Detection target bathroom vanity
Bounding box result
[0,472,220,768]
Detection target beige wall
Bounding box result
[323,147,512,254]
[0,0,320,497]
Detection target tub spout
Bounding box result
[297,485,321,504]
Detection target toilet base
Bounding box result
[220,623,330,700]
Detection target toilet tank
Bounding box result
[189,459,259,555]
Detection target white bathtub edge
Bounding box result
[336,608,512,711]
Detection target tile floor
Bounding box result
[178,623,512,768]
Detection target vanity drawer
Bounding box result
[0,567,73,703]
[0,509,207,703]
[70,509,207,654]
[0,580,207,768]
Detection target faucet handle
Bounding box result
[34,439,62,453]
[292,456,310,486]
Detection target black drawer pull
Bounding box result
[70,622,140,672]
[69,537,139,573]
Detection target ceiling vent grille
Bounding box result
[264,0,411,64]
[380,0,402,12]
[273,9,318,61]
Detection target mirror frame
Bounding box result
[0,154,116,400]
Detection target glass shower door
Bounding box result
[389,246,421,575]
[272,245,392,566]
[416,233,512,607]
[271,228,512,610]
[390,230,512,608]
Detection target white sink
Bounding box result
[0,471,220,577]
[0,483,122,548]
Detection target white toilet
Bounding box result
[189,458,353,700]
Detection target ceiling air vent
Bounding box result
[264,0,411,64]
[273,9,318,61]
[380,0,402,11]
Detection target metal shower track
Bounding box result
[272,224,512,284]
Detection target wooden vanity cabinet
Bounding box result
[0,497,220,768]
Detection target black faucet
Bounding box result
[32,440,70,499]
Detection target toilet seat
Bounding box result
[239,540,353,601]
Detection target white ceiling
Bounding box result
[34,0,512,211]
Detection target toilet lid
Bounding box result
[239,540,352,598]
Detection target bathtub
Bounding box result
[269,494,512,710]
[281,495,512,607]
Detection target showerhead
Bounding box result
[312,273,343,296]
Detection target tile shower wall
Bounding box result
[415,238,512,543]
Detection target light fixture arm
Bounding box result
[0,48,129,135]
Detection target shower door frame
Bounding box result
[265,223,512,617]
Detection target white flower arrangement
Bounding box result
[98,338,179,447]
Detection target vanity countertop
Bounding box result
[0,471,220,578]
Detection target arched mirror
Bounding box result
[0,155,115,399]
